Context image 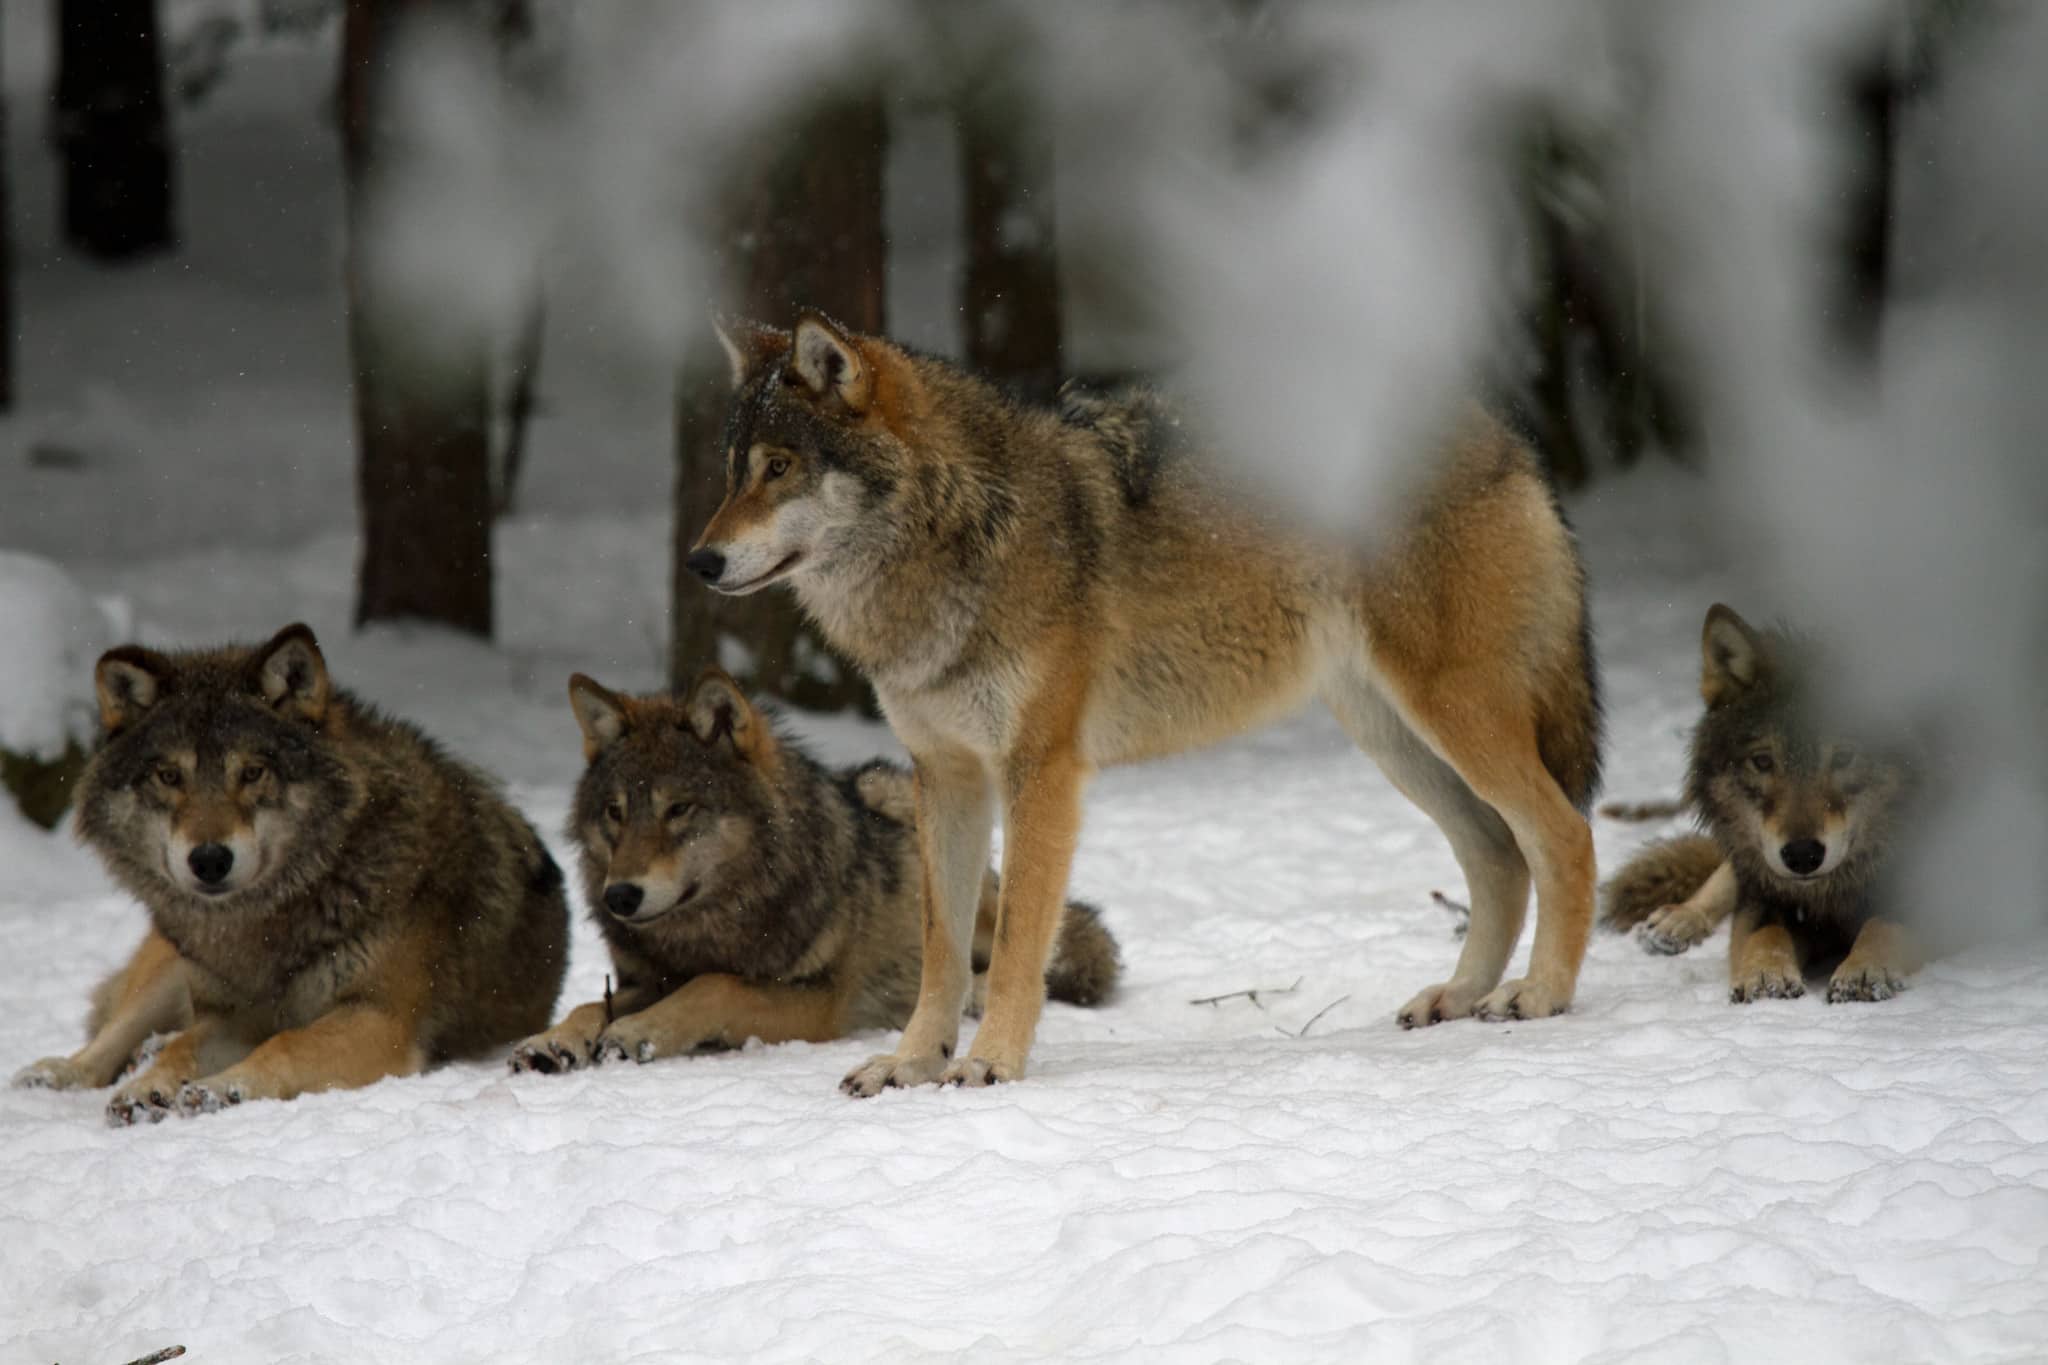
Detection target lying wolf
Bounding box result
[508,669,1119,1072]
[1603,605,1923,1003]
[12,623,569,1122]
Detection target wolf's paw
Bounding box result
[11,1056,95,1091]
[1638,904,1714,956]
[1827,963,1905,1004]
[840,1050,950,1098]
[1730,968,1805,1003]
[174,1080,243,1118]
[507,1033,591,1076]
[590,1018,673,1067]
[940,1053,1024,1088]
[1476,978,1569,1023]
[105,1082,178,1127]
[1395,981,1481,1029]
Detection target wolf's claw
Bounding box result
[105,1088,174,1127]
[175,1081,241,1117]
[1827,966,1902,1003]
[841,1051,949,1097]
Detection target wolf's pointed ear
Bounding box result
[1700,604,1767,707]
[253,623,330,723]
[568,674,630,760]
[713,313,789,390]
[685,668,763,759]
[789,312,872,413]
[95,646,171,735]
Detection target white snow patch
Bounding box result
[0,552,125,761]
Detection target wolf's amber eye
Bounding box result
[603,800,625,824]
[764,455,790,481]
[1748,752,1776,775]
[665,802,693,822]
[155,766,183,788]
[240,764,266,785]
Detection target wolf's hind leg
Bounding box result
[15,929,190,1091]
[1372,669,1595,1022]
[843,750,994,1097]
[1326,677,1530,1027]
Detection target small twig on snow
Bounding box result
[1276,995,1351,1039]
[603,973,615,1027]
[1432,890,1471,938]
[119,1348,186,1365]
[1190,976,1303,1011]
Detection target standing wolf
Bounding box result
[1602,605,1923,1002]
[686,313,1602,1094]
[11,624,569,1123]
[509,669,1118,1071]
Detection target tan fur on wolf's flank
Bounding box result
[40,624,570,1123]
[694,315,1603,1095]
[510,672,1120,1076]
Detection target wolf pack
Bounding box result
[12,312,1927,1125]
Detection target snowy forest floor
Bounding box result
[3,22,2046,1365]
[3,466,2046,1363]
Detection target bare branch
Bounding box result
[1190,976,1303,1009]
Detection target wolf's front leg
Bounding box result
[16,930,189,1092]
[106,1015,250,1126]
[594,975,843,1063]
[1827,918,1920,1003]
[945,745,1087,1088]
[507,1000,615,1074]
[842,750,994,1097]
[172,1003,423,1116]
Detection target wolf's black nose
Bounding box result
[1781,839,1826,876]
[603,883,645,918]
[188,843,234,886]
[686,550,726,584]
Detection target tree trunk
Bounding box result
[53,0,176,261]
[0,16,14,412]
[670,91,886,708]
[342,0,494,637]
[959,76,1062,403]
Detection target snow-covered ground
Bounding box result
[4,16,2048,1365]
[6,463,2047,1363]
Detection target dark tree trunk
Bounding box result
[342,0,494,637]
[1837,50,1899,369]
[670,91,886,708]
[0,16,14,412]
[959,77,1062,403]
[53,0,176,261]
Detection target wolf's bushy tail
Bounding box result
[1600,834,1722,931]
[1045,899,1121,1007]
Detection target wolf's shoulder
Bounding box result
[1056,382,1193,510]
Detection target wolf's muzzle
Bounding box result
[188,842,235,889]
[686,550,726,586]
